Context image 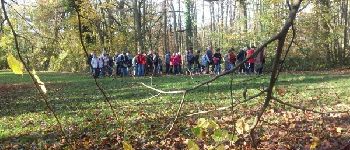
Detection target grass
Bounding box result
[0,71,350,149]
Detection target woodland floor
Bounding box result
[0,70,350,149]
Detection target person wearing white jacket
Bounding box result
[98,55,104,77]
[91,54,99,78]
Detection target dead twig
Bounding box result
[272,96,349,114]
[140,82,186,94]
[167,92,187,135]
[1,0,68,144]
[185,90,267,117]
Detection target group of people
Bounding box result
[87,45,265,78]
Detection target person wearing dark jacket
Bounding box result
[193,50,200,74]
[213,48,222,75]
[237,48,246,74]
[165,51,171,75]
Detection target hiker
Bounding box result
[201,53,210,74]
[158,55,163,75]
[193,50,200,74]
[170,53,175,74]
[136,50,146,76]
[102,53,109,76]
[153,52,160,75]
[224,52,230,72]
[206,47,213,73]
[213,48,222,75]
[132,55,138,76]
[98,55,104,77]
[177,52,182,74]
[186,48,194,75]
[229,48,237,71]
[246,46,255,74]
[146,50,154,75]
[255,46,265,75]
[237,48,246,74]
[165,51,171,75]
[126,52,133,74]
[91,53,99,78]
[113,52,120,76]
[174,52,181,75]
[118,52,128,77]
[107,53,114,76]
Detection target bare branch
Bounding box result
[1,0,67,142]
[74,4,119,122]
[272,96,349,114]
[140,82,186,94]
[185,90,267,117]
[167,92,187,134]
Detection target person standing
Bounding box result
[246,46,256,74]
[193,50,200,74]
[255,46,265,75]
[165,51,171,75]
[91,53,99,78]
[186,49,194,75]
[229,48,237,71]
[98,55,104,77]
[136,50,146,76]
[119,52,128,77]
[153,52,160,75]
[206,47,213,73]
[170,53,175,74]
[132,55,138,76]
[201,53,210,74]
[213,48,222,75]
[174,53,181,75]
[237,48,246,74]
[146,50,154,75]
[113,52,120,76]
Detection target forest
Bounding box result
[1,0,350,149]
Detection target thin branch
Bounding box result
[272,96,349,114]
[74,5,118,121]
[167,92,187,134]
[140,82,186,94]
[6,2,56,40]
[1,0,67,142]
[297,0,311,13]
[249,1,303,148]
[185,90,267,117]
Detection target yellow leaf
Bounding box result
[336,127,342,133]
[197,118,209,128]
[208,119,219,129]
[32,70,47,93]
[235,118,250,135]
[310,136,319,150]
[7,53,23,74]
[187,139,199,150]
[122,141,134,150]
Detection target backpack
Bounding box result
[120,55,128,68]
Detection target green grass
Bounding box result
[0,71,350,148]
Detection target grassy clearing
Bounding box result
[0,71,349,149]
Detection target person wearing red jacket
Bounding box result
[136,50,146,76]
[174,53,181,74]
[170,53,175,74]
[246,46,255,74]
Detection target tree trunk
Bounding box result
[185,0,193,50]
[170,0,179,51]
[133,0,144,51]
[343,0,349,61]
[163,0,169,52]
